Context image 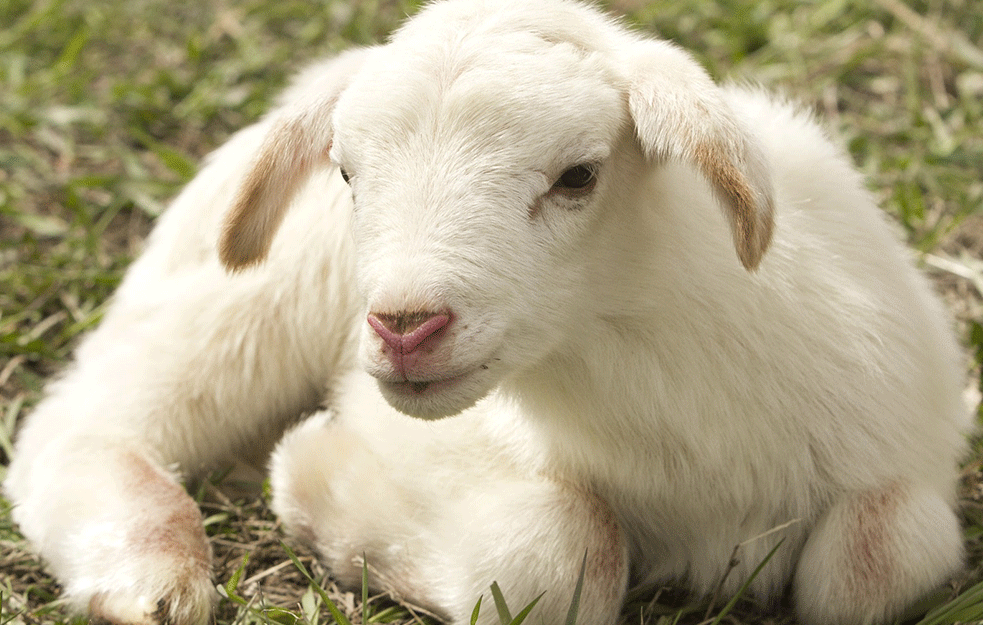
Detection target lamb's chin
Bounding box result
[375,367,496,420]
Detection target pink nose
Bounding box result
[367,311,450,354]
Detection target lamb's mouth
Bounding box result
[380,370,473,397]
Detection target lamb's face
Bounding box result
[219,4,774,418]
[330,36,628,419]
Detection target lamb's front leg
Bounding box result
[9,438,213,625]
[794,481,964,625]
[271,411,629,624]
[5,256,353,625]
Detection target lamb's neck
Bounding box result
[531,322,656,406]
[501,321,673,484]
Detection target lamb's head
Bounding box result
[219,0,775,419]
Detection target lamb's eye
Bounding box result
[339,167,351,185]
[553,164,597,193]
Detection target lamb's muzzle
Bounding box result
[367,310,451,375]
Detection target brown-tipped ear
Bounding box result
[219,111,334,271]
[219,48,373,271]
[627,40,775,271]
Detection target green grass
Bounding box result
[1,0,982,624]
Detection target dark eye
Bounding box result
[553,164,597,193]
[339,167,351,185]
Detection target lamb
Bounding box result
[4,0,971,624]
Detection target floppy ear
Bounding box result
[627,40,775,271]
[219,48,372,271]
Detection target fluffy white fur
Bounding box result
[5,1,970,624]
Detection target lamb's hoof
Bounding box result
[88,570,215,625]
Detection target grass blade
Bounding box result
[0,590,24,625]
[916,578,983,625]
[225,554,250,606]
[282,542,353,625]
[565,550,588,625]
[362,554,369,625]
[709,538,785,625]
[508,593,545,625]
[490,582,512,625]
[470,596,483,625]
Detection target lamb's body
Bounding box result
[520,87,967,592]
[5,1,969,624]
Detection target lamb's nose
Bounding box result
[367,311,450,354]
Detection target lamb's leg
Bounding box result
[270,413,629,625]
[8,438,213,625]
[4,299,317,623]
[5,249,349,625]
[793,482,964,625]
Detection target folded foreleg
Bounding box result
[794,481,964,624]
[271,407,629,624]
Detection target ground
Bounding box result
[1,0,981,624]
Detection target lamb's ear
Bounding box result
[627,41,775,271]
[219,48,371,271]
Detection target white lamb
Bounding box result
[4,1,970,624]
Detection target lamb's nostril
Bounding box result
[367,311,450,354]
[372,311,441,335]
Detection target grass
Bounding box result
[1,0,982,623]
